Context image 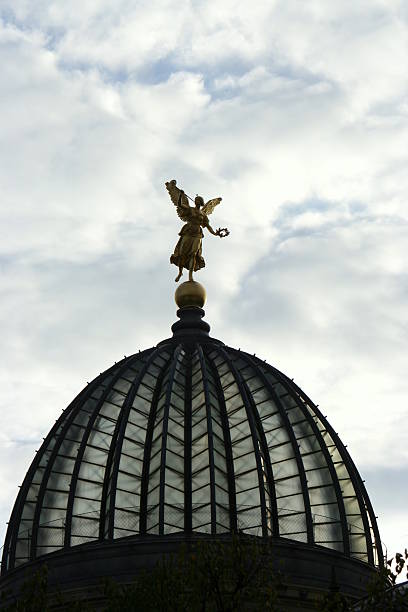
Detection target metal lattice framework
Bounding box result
[1,307,383,574]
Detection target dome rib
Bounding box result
[3,378,84,571]
[104,346,169,540]
[63,353,145,548]
[202,345,237,533]
[242,352,314,544]
[139,348,174,535]
[4,359,125,569]
[197,345,217,534]
[273,366,377,564]
[183,349,193,533]
[309,400,378,565]
[266,363,350,556]
[218,346,271,538]
[240,372,280,537]
[158,345,185,535]
[36,354,143,557]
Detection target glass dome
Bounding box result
[1,307,382,574]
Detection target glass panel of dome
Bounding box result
[105,388,128,407]
[43,490,69,509]
[213,452,228,476]
[83,442,108,465]
[121,436,144,460]
[47,462,72,490]
[236,483,260,507]
[165,449,183,472]
[74,478,102,499]
[191,390,205,411]
[306,467,333,487]
[273,457,299,479]
[142,371,159,391]
[302,450,326,470]
[72,496,100,514]
[191,467,209,488]
[121,421,144,444]
[147,478,160,504]
[214,484,229,505]
[191,411,206,432]
[146,516,160,534]
[165,466,184,489]
[131,394,151,415]
[149,449,162,474]
[193,483,211,505]
[71,515,99,538]
[309,484,337,505]
[163,521,182,534]
[25,482,40,502]
[268,443,294,467]
[59,439,79,458]
[236,506,262,532]
[192,505,212,532]
[21,504,35,521]
[276,490,304,513]
[257,402,280,423]
[314,524,345,551]
[279,513,307,538]
[228,417,250,444]
[312,502,340,520]
[15,540,30,562]
[224,390,245,413]
[77,460,105,482]
[116,489,140,510]
[116,470,140,492]
[99,398,123,421]
[85,435,109,455]
[136,384,155,404]
[164,486,184,507]
[291,419,314,440]
[115,508,139,532]
[93,413,118,435]
[39,506,64,526]
[232,452,255,474]
[349,532,368,552]
[212,431,225,455]
[37,523,64,547]
[215,505,229,531]
[264,427,290,447]
[167,415,184,439]
[192,472,210,501]
[65,422,86,442]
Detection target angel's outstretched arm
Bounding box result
[206,223,218,236]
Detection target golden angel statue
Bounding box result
[166,179,230,282]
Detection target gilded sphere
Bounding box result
[175,281,206,309]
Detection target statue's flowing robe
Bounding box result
[170,209,209,271]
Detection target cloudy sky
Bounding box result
[0,1,407,563]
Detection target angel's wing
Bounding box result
[201,197,222,216]
[165,179,191,222]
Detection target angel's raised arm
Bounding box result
[165,179,192,222]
